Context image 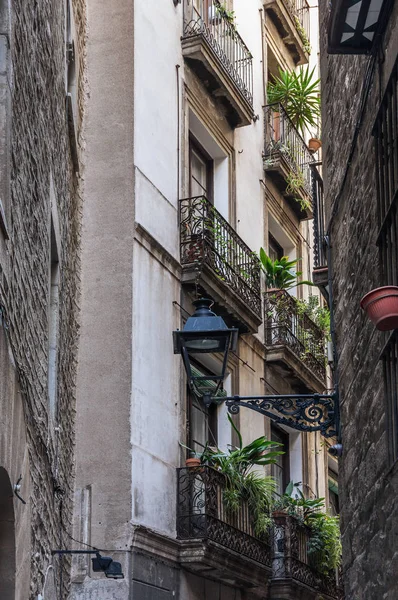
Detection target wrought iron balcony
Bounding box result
[264,104,315,220]
[182,0,253,127]
[264,290,326,391]
[272,515,343,599]
[180,196,262,333]
[311,166,329,295]
[264,0,310,65]
[177,466,273,586]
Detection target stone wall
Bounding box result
[320,3,398,598]
[0,0,86,597]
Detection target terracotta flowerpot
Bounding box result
[360,286,398,331]
[272,510,288,524]
[308,138,322,154]
[185,457,201,468]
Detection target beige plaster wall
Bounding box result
[71,0,134,596]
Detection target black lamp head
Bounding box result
[173,298,238,354]
[173,298,239,397]
[92,554,124,580]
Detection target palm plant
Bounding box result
[259,249,314,291]
[201,415,284,534]
[267,66,321,138]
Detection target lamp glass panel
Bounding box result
[365,0,383,28]
[185,338,223,351]
[345,2,361,30]
[184,333,229,354]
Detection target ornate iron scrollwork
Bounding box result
[211,392,338,438]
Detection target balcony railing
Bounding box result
[283,0,310,41]
[264,104,314,200]
[264,290,326,382]
[273,515,343,599]
[312,166,327,269]
[182,0,253,106]
[180,196,261,317]
[177,466,273,567]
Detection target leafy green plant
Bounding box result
[273,481,325,522]
[285,171,311,212]
[307,514,342,574]
[215,4,236,28]
[294,16,312,55]
[296,295,331,340]
[273,482,342,575]
[286,171,305,196]
[201,415,284,535]
[267,66,321,137]
[259,249,314,291]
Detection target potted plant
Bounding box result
[201,415,283,535]
[259,249,314,292]
[272,482,342,575]
[308,137,322,154]
[267,66,321,138]
[185,452,202,468]
[360,286,398,331]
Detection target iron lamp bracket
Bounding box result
[203,391,338,438]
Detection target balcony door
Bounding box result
[189,138,213,202]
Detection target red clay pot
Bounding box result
[360,286,398,331]
[308,138,322,153]
[185,457,201,468]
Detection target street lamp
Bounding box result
[328,0,391,54]
[173,298,238,397]
[173,299,339,439]
[52,550,124,580]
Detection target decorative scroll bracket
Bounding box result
[203,391,338,438]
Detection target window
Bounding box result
[375,58,398,464]
[66,0,79,170]
[271,425,290,495]
[48,217,60,422]
[328,469,339,516]
[268,233,284,262]
[189,137,214,201]
[375,58,398,286]
[187,364,218,456]
[382,332,398,463]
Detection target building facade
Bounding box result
[70,1,338,600]
[0,0,85,599]
[319,0,397,598]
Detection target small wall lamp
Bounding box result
[52,550,124,580]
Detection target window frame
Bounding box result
[186,360,218,457]
[189,135,214,203]
[271,424,290,495]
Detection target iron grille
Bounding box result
[264,290,327,381]
[182,0,253,106]
[264,104,315,199]
[273,515,342,598]
[374,58,398,286]
[382,332,398,464]
[177,466,272,567]
[283,0,310,41]
[180,196,261,317]
[312,166,327,269]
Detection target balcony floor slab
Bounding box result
[181,34,254,128]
